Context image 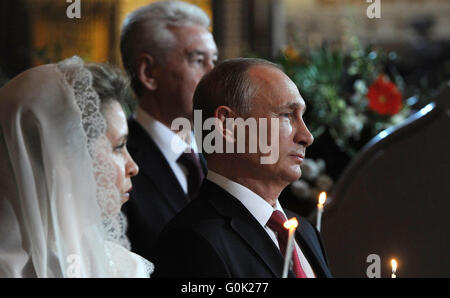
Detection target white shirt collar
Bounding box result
[134,107,198,162]
[207,170,286,228]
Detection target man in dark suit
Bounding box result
[153,58,332,278]
[119,1,218,262]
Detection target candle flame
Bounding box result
[283,217,298,230]
[391,259,397,272]
[318,192,327,205]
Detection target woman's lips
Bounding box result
[121,187,132,202]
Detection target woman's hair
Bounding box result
[85,63,131,118]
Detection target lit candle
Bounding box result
[282,217,298,278]
[316,192,327,232]
[391,259,397,278]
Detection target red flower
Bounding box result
[367,75,402,115]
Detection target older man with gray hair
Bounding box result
[120,1,217,263]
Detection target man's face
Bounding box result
[154,25,218,122]
[242,66,314,186]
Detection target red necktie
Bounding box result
[266,210,307,278]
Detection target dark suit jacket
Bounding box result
[153,180,332,278]
[123,118,207,262]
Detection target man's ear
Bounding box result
[214,105,236,143]
[137,53,157,91]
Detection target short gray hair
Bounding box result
[193,58,281,119]
[120,1,210,95]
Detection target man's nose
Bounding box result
[205,59,215,72]
[294,120,314,147]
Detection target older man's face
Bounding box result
[243,66,314,185]
[154,25,218,121]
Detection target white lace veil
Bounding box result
[0,56,153,277]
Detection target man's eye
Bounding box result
[191,57,204,64]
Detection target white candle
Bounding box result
[282,217,298,278]
[316,192,327,232]
[391,259,397,278]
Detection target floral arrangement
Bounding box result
[279,37,414,157]
[278,37,422,204]
[290,158,333,204]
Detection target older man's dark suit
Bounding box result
[153,180,332,278]
[123,119,207,262]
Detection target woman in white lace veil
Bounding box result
[0,56,153,277]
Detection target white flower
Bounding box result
[290,180,312,200]
[315,174,334,192]
[390,106,410,126]
[350,80,368,109]
[341,107,365,139]
[300,158,320,180]
[316,159,326,173]
[354,79,367,94]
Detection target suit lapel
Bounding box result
[204,181,296,278]
[295,219,332,278]
[230,214,297,278]
[127,119,189,212]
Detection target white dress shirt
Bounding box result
[134,107,198,194]
[206,170,316,278]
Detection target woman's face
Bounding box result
[104,101,139,206]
